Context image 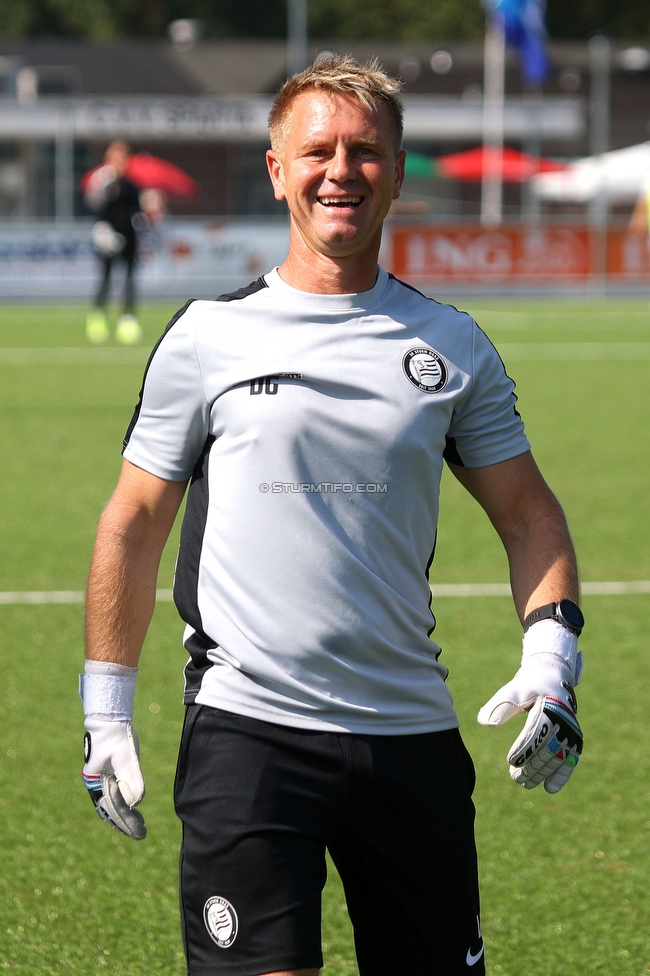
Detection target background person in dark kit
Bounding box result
[85,140,144,346]
[79,57,585,976]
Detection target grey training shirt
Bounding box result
[123,268,530,734]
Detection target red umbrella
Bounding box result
[125,153,200,198]
[81,153,200,199]
[436,146,568,183]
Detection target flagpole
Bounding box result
[588,34,610,284]
[523,88,543,223]
[481,11,505,228]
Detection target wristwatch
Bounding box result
[523,599,584,636]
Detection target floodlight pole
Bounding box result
[55,107,74,222]
[588,34,610,283]
[481,13,505,228]
[287,0,308,77]
[522,90,543,224]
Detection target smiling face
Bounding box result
[266,89,405,270]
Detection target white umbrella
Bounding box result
[531,141,650,203]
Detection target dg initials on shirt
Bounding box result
[250,376,278,395]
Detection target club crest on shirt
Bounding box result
[402,347,448,393]
[203,896,238,948]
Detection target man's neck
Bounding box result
[277,227,382,295]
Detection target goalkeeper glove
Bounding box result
[79,661,146,839]
[477,618,583,794]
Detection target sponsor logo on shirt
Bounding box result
[203,896,238,948]
[402,347,448,393]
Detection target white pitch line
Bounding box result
[581,580,650,595]
[1,583,648,605]
[0,588,174,605]
[432,583,511,597]
[0,590,84,604]
[432,581,650,596]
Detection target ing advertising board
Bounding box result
[390,226,594,281]
[390,224,650,282]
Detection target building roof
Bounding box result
[0,38,648,151]
[0,40,200,95]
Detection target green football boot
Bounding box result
[86,309,109,345]
[115,314,143,345]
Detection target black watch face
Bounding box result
[557,599,584,631]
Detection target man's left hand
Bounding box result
[477,619,583,794]
[485,692,583,793]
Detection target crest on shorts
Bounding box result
[203,895,238,948]
[402,347,448,393]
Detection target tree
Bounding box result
[0,0,287,38]
[308,0,484,41]
[0,0,648,40]
[547,0,650,40]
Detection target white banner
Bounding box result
[0,219,290,300]
[0,95,584,142]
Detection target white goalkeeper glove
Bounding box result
[79,661,146,839]
[477,618,583,794]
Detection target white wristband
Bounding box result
[522,618,581,683]
[79,660,138,720]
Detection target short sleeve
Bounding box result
[444,323,530,468]
[122,310,210,481]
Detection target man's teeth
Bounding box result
[319,196,362,206]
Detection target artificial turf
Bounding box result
[0,300,648,974]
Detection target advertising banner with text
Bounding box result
[0,220,290,300]
[0,221,648,299]
[390,225,650,284]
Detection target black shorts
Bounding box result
[174,705,485,976]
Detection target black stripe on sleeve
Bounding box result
[474,321,523,420]
[216,277,268,303]
[387,272,428,299]
[122,299,196,452]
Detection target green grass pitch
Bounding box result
[0,299,649,974]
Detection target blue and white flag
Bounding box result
[486,0,550,86]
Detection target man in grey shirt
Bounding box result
[80,56,583,976]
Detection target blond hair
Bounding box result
[268,54,404,154]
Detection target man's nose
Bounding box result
[326,147,355,182]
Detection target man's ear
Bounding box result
[266,149,287,202]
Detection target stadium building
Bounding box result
[0,37,648,221]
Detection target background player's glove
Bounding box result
[477,619,583,794]
[79,661,146,839]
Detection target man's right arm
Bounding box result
[85,458,188,667]
[81,459,187,838]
